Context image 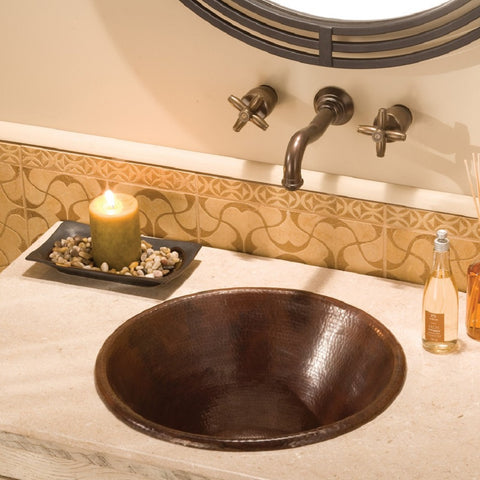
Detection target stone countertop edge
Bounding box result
[0,222,479,480]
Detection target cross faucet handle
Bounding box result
[358,105,412,157]
[228,85,278,132]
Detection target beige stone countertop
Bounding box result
[1,222,479,480]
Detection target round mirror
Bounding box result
[268,1,451,21]
[178,0,480,68]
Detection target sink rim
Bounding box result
[95,287,407,451]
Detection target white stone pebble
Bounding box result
[49,235,181,278]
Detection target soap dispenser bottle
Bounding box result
[422,229,458,354]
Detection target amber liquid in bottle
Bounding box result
[422,230,458,354]
[466,262,480,340]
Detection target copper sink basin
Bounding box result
[95,288,406,451]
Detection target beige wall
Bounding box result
[0,1,479,207]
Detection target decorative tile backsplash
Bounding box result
[1,140,479,291]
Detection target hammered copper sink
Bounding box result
[95,288,406,451]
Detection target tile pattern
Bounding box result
[0,143,27,271]
[1,141,479,291]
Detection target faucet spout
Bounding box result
[282,87,354,191]
[282,109,335,191]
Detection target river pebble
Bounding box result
[49,235,181,278]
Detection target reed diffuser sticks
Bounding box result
[464,153,480,221]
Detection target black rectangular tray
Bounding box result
[25,221,202,287]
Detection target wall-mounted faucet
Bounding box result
[228,85,278,132]
[357,105,412,157]
[282,87,354,191]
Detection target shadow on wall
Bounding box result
[91,0,254,148]
[90,0,306,175]
[410,112,480,191]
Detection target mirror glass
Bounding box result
[179,0,480,68]
[267,0,450,21]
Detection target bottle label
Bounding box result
[425,311,444,342]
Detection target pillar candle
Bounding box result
[88,190,141,270]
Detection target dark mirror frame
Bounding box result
[179,0,480,68]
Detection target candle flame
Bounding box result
[104,189,116,209]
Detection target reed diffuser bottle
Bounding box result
[466,262,480,340]
[464,153,480,341]
[422,229,458,354]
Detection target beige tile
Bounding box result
[22,146,89,172]
[196,175,291,209]
[198,197,297,257]
[284,214,384,274]
[106,161,197,193]
[0,142,22,165]
[0,162,28,267]
[289,189,336,216]
[386,205,430,230]
[22,145,197,193]
[335,220,384,276]
[5,142,480,291]
[290,214,336,268]
[134,188,198,241]
[386,204,479,238]
[197,175,257,202]
[386,225,479,290]
[449,237,480,292]
[386,229,432,284]
[253,184,292,209]
[22,169,196,240]
[199,196,336,268]
[22,168,103,236]
[256,210,333,267]
[136,164,197,193]
[0,162,24,207]
[0,224,28,271]
[336,197,385,225]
